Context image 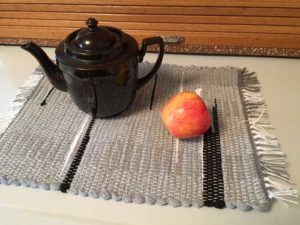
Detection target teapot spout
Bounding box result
[21,42,67,91]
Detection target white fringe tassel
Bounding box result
[0,67,44,136]
[241,68,298,207]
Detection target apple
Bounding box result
[161,92,212,139]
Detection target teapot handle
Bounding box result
[137,37,164,89]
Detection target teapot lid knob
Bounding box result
[86,18,98,31]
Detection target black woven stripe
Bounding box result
[60,114,96,193]
[40,87,54,106]
[203,100,225,209]
[149,73,159,110]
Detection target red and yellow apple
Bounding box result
[161,92,211,139]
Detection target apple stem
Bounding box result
[195,88,202,97]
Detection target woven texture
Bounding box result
[0,72,89,189]
[0,63,272,210]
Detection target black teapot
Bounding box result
[22,18,164,117]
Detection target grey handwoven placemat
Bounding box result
[0,72,89,189]
[0,63,296,211]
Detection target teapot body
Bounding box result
[58,50,138,118]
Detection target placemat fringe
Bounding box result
[0,67,44,136]
[240,69,298,208]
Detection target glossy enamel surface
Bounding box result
[21,18,164,117]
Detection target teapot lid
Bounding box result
[57,18,133,65]
[74,18,117,51]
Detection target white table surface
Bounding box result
[0,45,299,225]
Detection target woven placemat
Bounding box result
[0,63,297,211]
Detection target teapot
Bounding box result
[21,18,164,117]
